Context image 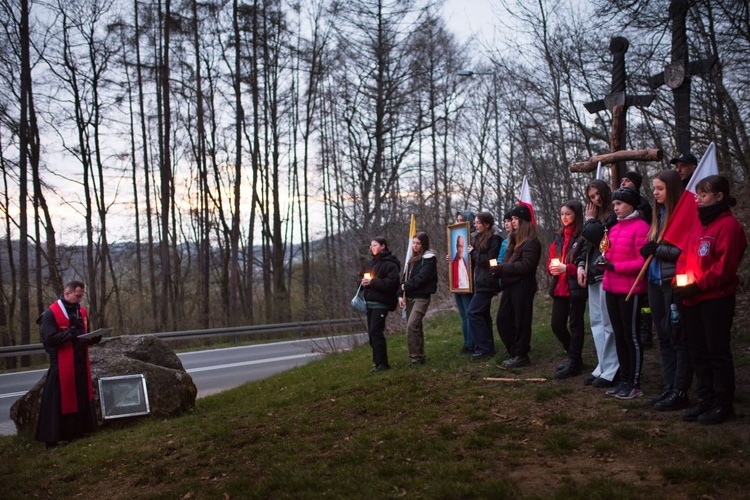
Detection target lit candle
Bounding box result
[550,258,561,268]
[675,274,688,287]
[363,273,371,280]
[489,259,497,267]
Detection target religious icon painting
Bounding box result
[447,222,473,293]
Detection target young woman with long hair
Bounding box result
[676,175,747,424]
[493,205,542,368]
[639,170,690,410]
[576,179,620,388]
[359,237,401,372]
[398,232,438,366]
[466,212,503,361]
[548,200,588,379]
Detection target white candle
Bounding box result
[489,259,497,267]
[550,258,561,268]
[363,273,371,280]
[675,274,688,287]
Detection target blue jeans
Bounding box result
[454,293,474,349]
[467,291,495,356]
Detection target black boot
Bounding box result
[554,359,582,379]
[648,385,673,407]
[681,400,713,422]
[653,390,690,411]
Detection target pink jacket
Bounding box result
[602,216,649,295]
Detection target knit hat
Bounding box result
[611,186,640,209]
[509,205,532,222]
[621,171,642,190]
[670,152,698,165]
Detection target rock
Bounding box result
[11,335,197,435]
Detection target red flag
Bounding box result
[518,176,536,225]
[661,142,719,250]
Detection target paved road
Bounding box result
[0,333,367,436]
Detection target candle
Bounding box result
[489,259,497,267]
[363,273,371,280]
[550,258,561,268]
[675,274,688,287]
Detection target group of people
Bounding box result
[358,151,746,426]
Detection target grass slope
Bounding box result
[2,296,749,499]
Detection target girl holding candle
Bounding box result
[360,237,401,372]
[548,200,587,379]
[598,186,650,400]
[493,205,542,368]
[398,232,438,366]
[639,169,691,411]
[466,212,503,361]
[674,175,747,424]
[577,179,619,388]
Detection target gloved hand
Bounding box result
[673,282,700,299]
[640,241,659,258]
[596,258,614,272]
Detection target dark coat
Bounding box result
[470,234,503,293]
[361,250,401,311]
[495,238,542,287]
[399,250,438,299]
[577,212,617,283]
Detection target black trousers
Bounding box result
[606,292,643,387]
[683,295,736,405]
[497,279,537,358]
[648,282,692,392]
[366,308,389,367]
[551,295,587,363]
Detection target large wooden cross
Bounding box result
[647,0,717,155]
[570,37,660,190]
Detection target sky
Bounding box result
[441,0,498,46]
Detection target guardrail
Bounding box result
[0,317,364,358]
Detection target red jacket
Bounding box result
[602,216,649,295]
[676,210,747,306]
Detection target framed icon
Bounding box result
[447,222,472,293]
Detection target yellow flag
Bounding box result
[404,214,417,275]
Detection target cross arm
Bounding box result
[569,148,663,173]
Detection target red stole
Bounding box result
[49,300,93,415]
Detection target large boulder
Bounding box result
[11,335,197,435]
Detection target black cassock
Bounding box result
[35,300,98,444]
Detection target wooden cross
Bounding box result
[647,0,717,155]
[571,37,660,190]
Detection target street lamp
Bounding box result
[458,69,501,216]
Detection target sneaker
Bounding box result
[501,355,531,369]
[697,404,735,425]
[648,385,673,407]
[615,386,644,400]
[653,390,690,411]
[681,400,713,422]
[592,377,616,388]
[582,373,597,386]
[408,359,425,367]
[470,351,495,361]
[369,364,391,373]
[606,381,629,396]
[555,359,570,372]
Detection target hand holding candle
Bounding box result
[675,274,688,287]
[549,258,564,275]
[362,272,372,286]
[489,259,498,267]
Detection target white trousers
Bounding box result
[588,281,619,381]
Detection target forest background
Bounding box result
[1,0,749,369]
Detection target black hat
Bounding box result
[509,205,532,222]
[670,152,698,165]
[621,171,642,190]
[611,186,640,209]
[503,210,513,221]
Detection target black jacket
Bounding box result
[399,250,438,299]
[471,234,503,293]
[495,238,541,288]
[361,250,401,311]
[548,233,587,299]
[576,212,617,283]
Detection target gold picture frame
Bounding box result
[447,222,473,293]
